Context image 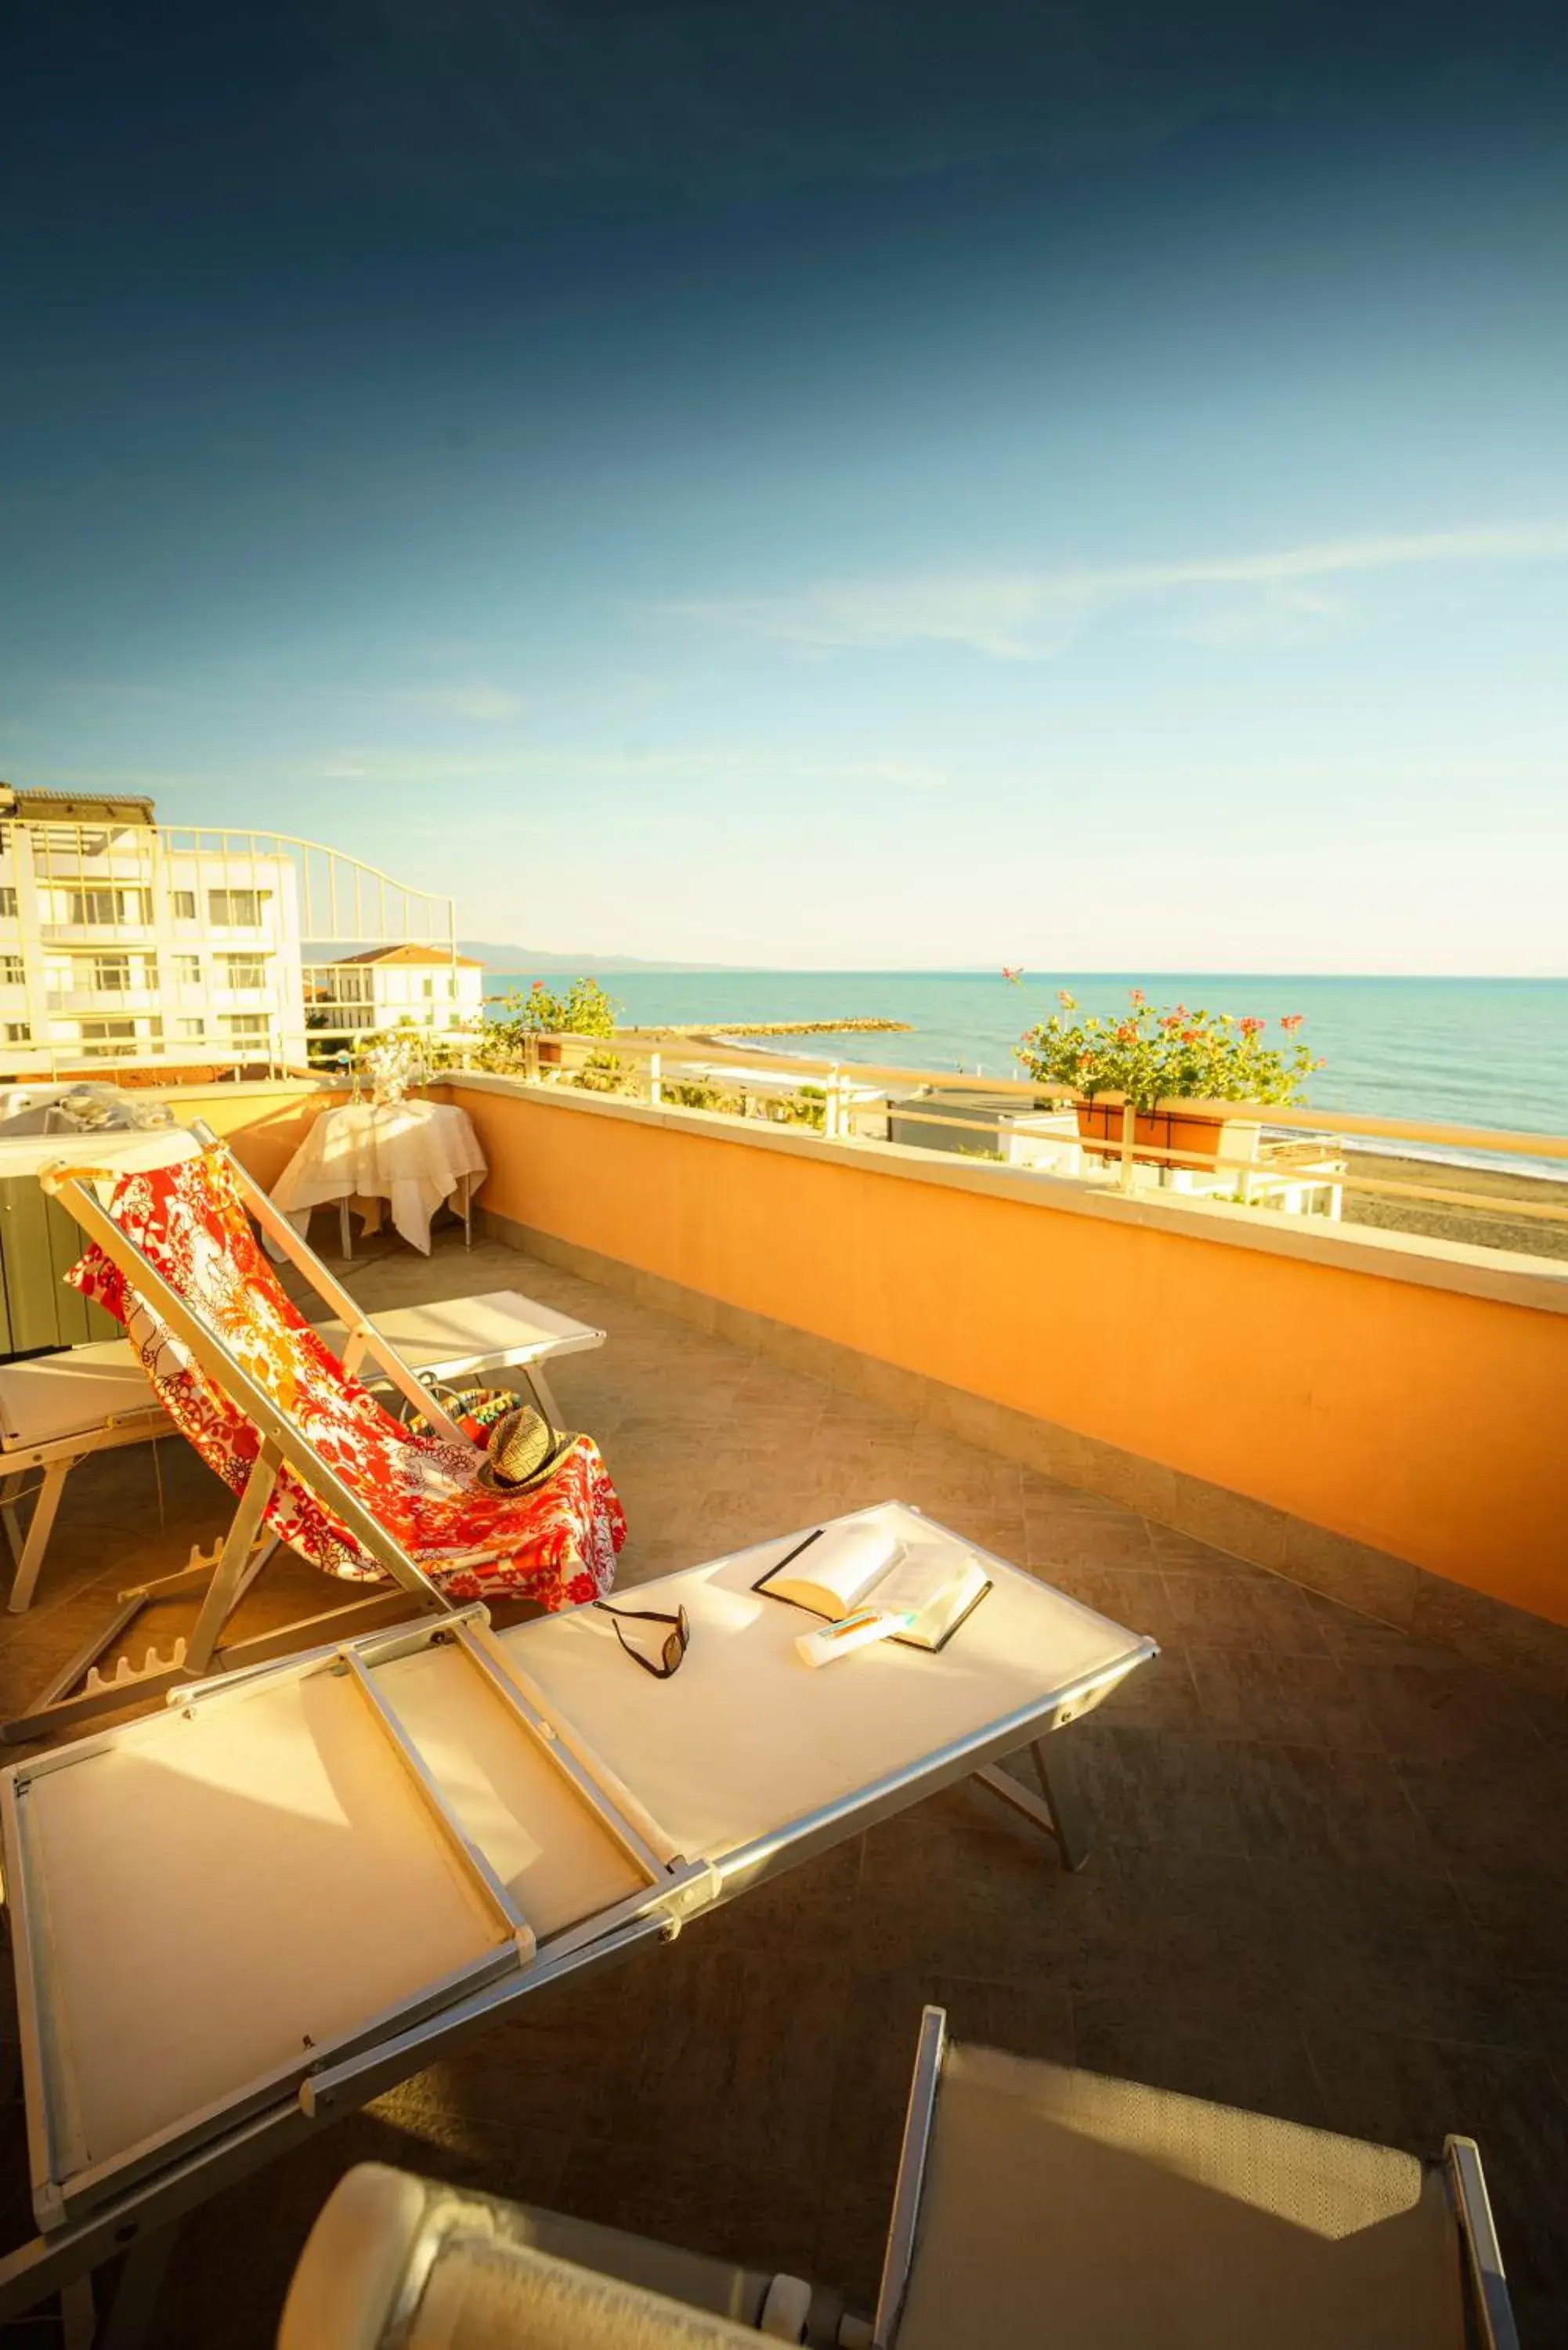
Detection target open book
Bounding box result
[756,1514,992,1654]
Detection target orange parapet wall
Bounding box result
[163,1081,349,1191]
[447,1079,1568,1631]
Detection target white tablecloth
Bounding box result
[270,1101,488,1254]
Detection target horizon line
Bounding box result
[482,964,1568,981]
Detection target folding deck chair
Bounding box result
[277,2005,1521,2350]
[0,1291,604,1623]
[0,1503,1158,2343]
[6,1124,621,1741]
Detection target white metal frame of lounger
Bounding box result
[0,1603,1154,2339]
[869,2007,1522,2350]
[2,1409,169,1616]
[10,1134,473,1739]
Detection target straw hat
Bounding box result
[475,1401,573,1493]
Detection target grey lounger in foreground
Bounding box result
[276,2005,1520,2350]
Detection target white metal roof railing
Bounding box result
[461,1028,1568,1246]
[159,827,457,956]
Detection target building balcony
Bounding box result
[0,1068,1563,2344]
[38,922,157,946]
[44,985,162,1014]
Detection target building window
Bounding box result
[175,1016,205,1039]
[208,889,271,927]
[39,886,153,926]
[4,1021,29,1044]
[222,1014,270,1039]
[219,953,266,989]
[0,888,17,917]
[92,954,135,992]
[172,954,201,984]
[171,890,197,920]
[422,977,435,1000]
[0,956,23,985]
[78,1018,142,1056]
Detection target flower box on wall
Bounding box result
[1075,1100,1262,1173]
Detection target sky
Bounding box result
[5,1,1568,971]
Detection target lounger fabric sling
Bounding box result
[63,1144,624,1607]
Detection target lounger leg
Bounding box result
[523,1364,564,1426]
[974,1738,1091,1872]
[94,2223,178,2350]
[60,2274,96,2350]
[339,1198,353,1260]
[7,1461,70,1615]
[186,1444,282,1675]
[1,1473,25,1567]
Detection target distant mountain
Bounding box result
[460,941,744,974]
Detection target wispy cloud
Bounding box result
[314,748,525,783]
[389,682,524,722]
[666,522,1568,661]
[313,744,948,792]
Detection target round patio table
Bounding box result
[269,1097,487,1255]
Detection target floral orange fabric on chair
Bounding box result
[67,1148,625,1608]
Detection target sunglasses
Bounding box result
[594,1600,690,1679]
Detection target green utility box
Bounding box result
[0,1177,121,1358]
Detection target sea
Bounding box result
[486,973,1568,1175]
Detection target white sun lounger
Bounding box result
[307,1285,605,1429]
[0,1344,168,1614]
[0,1504,1156,2340]
[869,2006,1519,2350]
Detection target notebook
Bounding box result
[755,1513,992,1654]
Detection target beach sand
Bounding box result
[1342,1151,1568,1261]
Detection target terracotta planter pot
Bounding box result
[535,1040,562,1067]
[1074,1101,1259,1173]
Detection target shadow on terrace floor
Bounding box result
[1,1219,1565,2345]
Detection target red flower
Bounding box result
[1115,1022,1136,1043]
[1180,1026,1201,1044]
[1237,1015,1266,1038]
[1280,1014,1303,1033]
[1128,987,1146,1007]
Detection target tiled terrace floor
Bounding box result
[2,1224,1566,2345]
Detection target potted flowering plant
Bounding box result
[480,976,618,1068]
[1017,990,1321,1171]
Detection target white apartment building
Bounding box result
[0,785,464,1079]
[310,945,485,1043]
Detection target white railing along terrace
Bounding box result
[469,1028,1568,1248]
